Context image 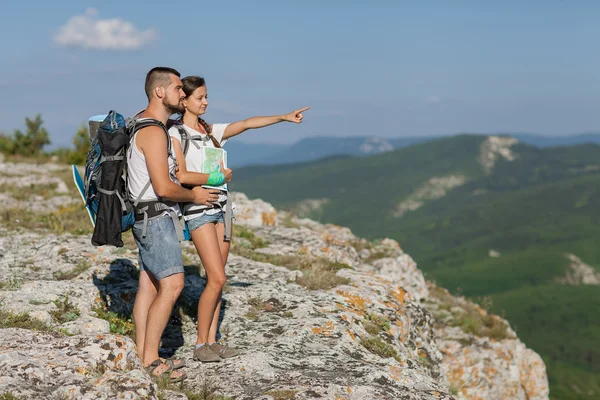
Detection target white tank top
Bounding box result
[127,130,178,202]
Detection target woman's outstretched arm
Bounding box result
[222,106,310,140]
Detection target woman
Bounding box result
[168,75,309,362]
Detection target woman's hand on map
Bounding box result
[220,160,233,183]
[284,107,310,124]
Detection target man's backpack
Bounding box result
[84,110,183,247]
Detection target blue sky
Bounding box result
[1,1,600,148]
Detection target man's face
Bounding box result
[162,74,185,114]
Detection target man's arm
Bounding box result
[137,126,219,204]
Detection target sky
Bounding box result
[1,0,600,148]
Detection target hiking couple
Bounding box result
[130,66,309,382]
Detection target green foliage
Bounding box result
[360,335,399,359]
[50,294,80,324]
[92,303,135,338]
[60,124,90,165]
[0,114,51,156]
[0,392,22,400]
[0,308,53,332]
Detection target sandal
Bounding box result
[144,359,187,382]
[161,356,186,370]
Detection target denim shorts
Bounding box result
[186,211,226,232]
[132,215,184,280]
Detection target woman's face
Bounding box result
[184,85,208,115]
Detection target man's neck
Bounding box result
[140,102,170,125]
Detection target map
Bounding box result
[199,146,228,190]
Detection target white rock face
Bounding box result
[393,175,467,217]
[423,284,550,400]
[292,198,330,217]
[359,137,394,155]
[479,136,518,173]
[230,192,278,227]
[556,253,600,285]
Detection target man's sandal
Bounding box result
[161,356,186,370]
[145,359,187,382]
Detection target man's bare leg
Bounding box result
[133,270,159,358]
[141,273,184,366]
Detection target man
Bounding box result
[128,67,220,381]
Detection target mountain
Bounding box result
[227,136,436,167]
[513,133,600,147]
[227,133,600,168]
[232,134,600,399]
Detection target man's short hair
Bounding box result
[144,67,181,100]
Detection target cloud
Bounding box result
[53,8,156,50]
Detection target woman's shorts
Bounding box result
[186,210,226,232]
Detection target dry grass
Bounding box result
[1,205,93,236]
[0,277,24,291]
[54,260,90,281]
[0,392,21,400]
[0,308,53,332]
[294,259,351,291]
[1,182,60,201]
[231,226,351,290]
[155,372,231,400]
[428,283,511,340]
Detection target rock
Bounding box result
[393,175,467,217]
[0,328,157,399]
[62,315,111,335]
[556,253,600,285]
[0,165,549,399]
[231,192,278,227]
[479,136,518,174]
[370,254,429,301]
[435,330,549,400]
[423,283,549,400]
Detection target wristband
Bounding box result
[207,171,225,186]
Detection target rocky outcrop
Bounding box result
[478,136,518,174]
[392,175,467,218]
[0,161,549,399]
[556,253,600,285]
[423,284,549,400]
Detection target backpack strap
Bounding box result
[127,117,186,241]
[176,125,191,156]
[128,117,176,178]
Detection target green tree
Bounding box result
[66,124,90,165]
[2,114,51,156]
